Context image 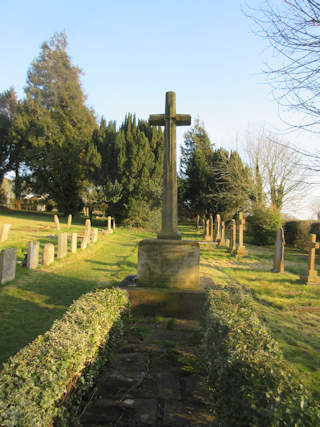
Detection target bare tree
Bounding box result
[246,129,308,211]
[246,0,320,131]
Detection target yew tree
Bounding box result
[22,32,100,214]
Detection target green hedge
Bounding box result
[246,206,282,246]
[203,286,320,426]
[284,220,312,249]
[0,288,129,426]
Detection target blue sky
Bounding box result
[1,0,319,217]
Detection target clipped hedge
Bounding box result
[203,285,320,426]
[0,288,129,426]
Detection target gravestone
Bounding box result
[91,228,98,243]
[81,227,91,249]
[0,224,11,243]
[71,232,78,253]
[107,216,112,232]
[214,214,221,243]
[209,215,214,240]
[225,238,230,248]
[0,248,16,284]
[42,243,54,266]
[219,221,226,247]
[204,219,211,241]
[229,219,236,254]
[27,241,40,269]
[272,227,285,273]
[235,212,248,256]
[299,234,320,284]
[138,92,200,288]
[54,215,60,231]
[112,217,116,231]
[57,233,68,258]
[67,214,72,228]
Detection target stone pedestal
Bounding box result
[138,239,200,289]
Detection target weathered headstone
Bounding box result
[0,248,16,284]
[299,234,320,284]
[71,232,77,253]
[225,238,230,248]
[219,221,226,247]
[57,233,68,258]
[81,227,91,249]
[235,212,248,256]
[138,91,200,288]
[67,214,72,228]
[209,215,214,240]
[107,216,112,232]
[112,217,116,231]
[27,241,40,269]
[272,227,285,273]
[204,219,211,241]
[214,214,221,243]
[0,224,11,243]
[42,243,54,266]
[54,215,60,231]
[229,219,236,254]
[91,228,98,243]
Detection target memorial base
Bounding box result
[299,270,320,285]
[137,239,200,289]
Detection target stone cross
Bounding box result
[149,91,191,240]
[272,227,285,273]
[214,214,221,242]
[300,234,320,284]
[235,212,248,256]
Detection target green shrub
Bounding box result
[124,199,161,231]
[284,220,312,249]
[0,288,129,426]
[203,285,320,426]
[247,206,282,245]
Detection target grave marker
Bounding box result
[57,233,68,258]
[235,212,248,256]
[0,224,11,243]
[229,219,236,254]
[219,221,226,246]
[54,215,60,231]
[71,232,77,253]
[0,248,16,284]
[27,241,40,269]
[107,216,112,232]
[272,227,285,273]
[67,214,72,228]
[91,228,98,243]
[204,218,211,241]
[299,234,320,284]
[214,214,221,243]
[209,215,214,240]
[42,243,54,266]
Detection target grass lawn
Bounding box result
[0,211,319,402]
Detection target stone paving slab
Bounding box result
[80,317,213,426]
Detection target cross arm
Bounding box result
[149,114,165,126]
[176,114,191,126]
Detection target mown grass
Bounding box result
[181,225,320,401]
[1,214,319,401]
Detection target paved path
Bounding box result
[81,317,213,426]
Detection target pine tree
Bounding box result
[22,32,100,214]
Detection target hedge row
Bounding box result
[203,285,320,426]
[0,288,129,426]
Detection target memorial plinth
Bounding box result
[137,92,200,289]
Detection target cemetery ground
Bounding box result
[0,210,320,410]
